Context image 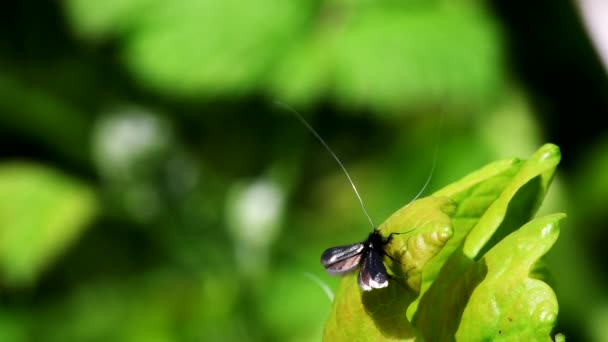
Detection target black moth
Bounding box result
[276,102,427,292]
[321,229,399,291]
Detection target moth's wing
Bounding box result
[321,243,365,275]
[358,249,389,291]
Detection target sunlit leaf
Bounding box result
[323,144,563,341]
[456,214,563,341]
[0,163,97,285]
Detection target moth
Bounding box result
[277,101,436,292]
[321,229,397,291]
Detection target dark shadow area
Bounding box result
[412,249,488,340]
[476,175,543,259]
[361,280,419,340]
[490,0,608,169]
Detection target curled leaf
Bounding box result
[456,214,563,341]
[323,144,564,341]
[0,163,97,285]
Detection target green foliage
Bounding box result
[2,0,603,340]
[323,144,563,341]
[0,163,97,285]
[64,0,502,112]
[456,214,561,341]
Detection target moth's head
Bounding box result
[367,229,385,247]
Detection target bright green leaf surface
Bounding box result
[0,163,97,285]
[323,144,563,341]
[456,214,563,341]
[463,144,560,258]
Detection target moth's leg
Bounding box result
[384,227,416,244]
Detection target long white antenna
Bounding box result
[303,272,334,302]
[407,111,445,206]
[275,101,376,229]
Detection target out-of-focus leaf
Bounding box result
[275,3,504,112]
[32,272,240,342]
[124,0,306,97]
[331,5,502,113]
[481,92,542,158]
[0,163,97,285]
[271,34,335,107]
[64,1,502,111]
[0,77,91,165]
[574,137,608,216]
[323,144,562,341]
[260,269,330,341]
[0,309,27,342]
[63,0,155,39]
[66,0,307,97]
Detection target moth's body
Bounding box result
[321,230,392,291]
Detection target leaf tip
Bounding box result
[536,143,561,163]
[553,333,566,342]
[539,213,566,239]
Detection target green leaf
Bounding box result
[63,0,155,39]
[332,5,503,113]
[0,163,97,285]
[65,0,307,98]
[456,214,563,340]
[64,1,502,111]
[323,144,563,341]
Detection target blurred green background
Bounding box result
[1,0,607,341]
